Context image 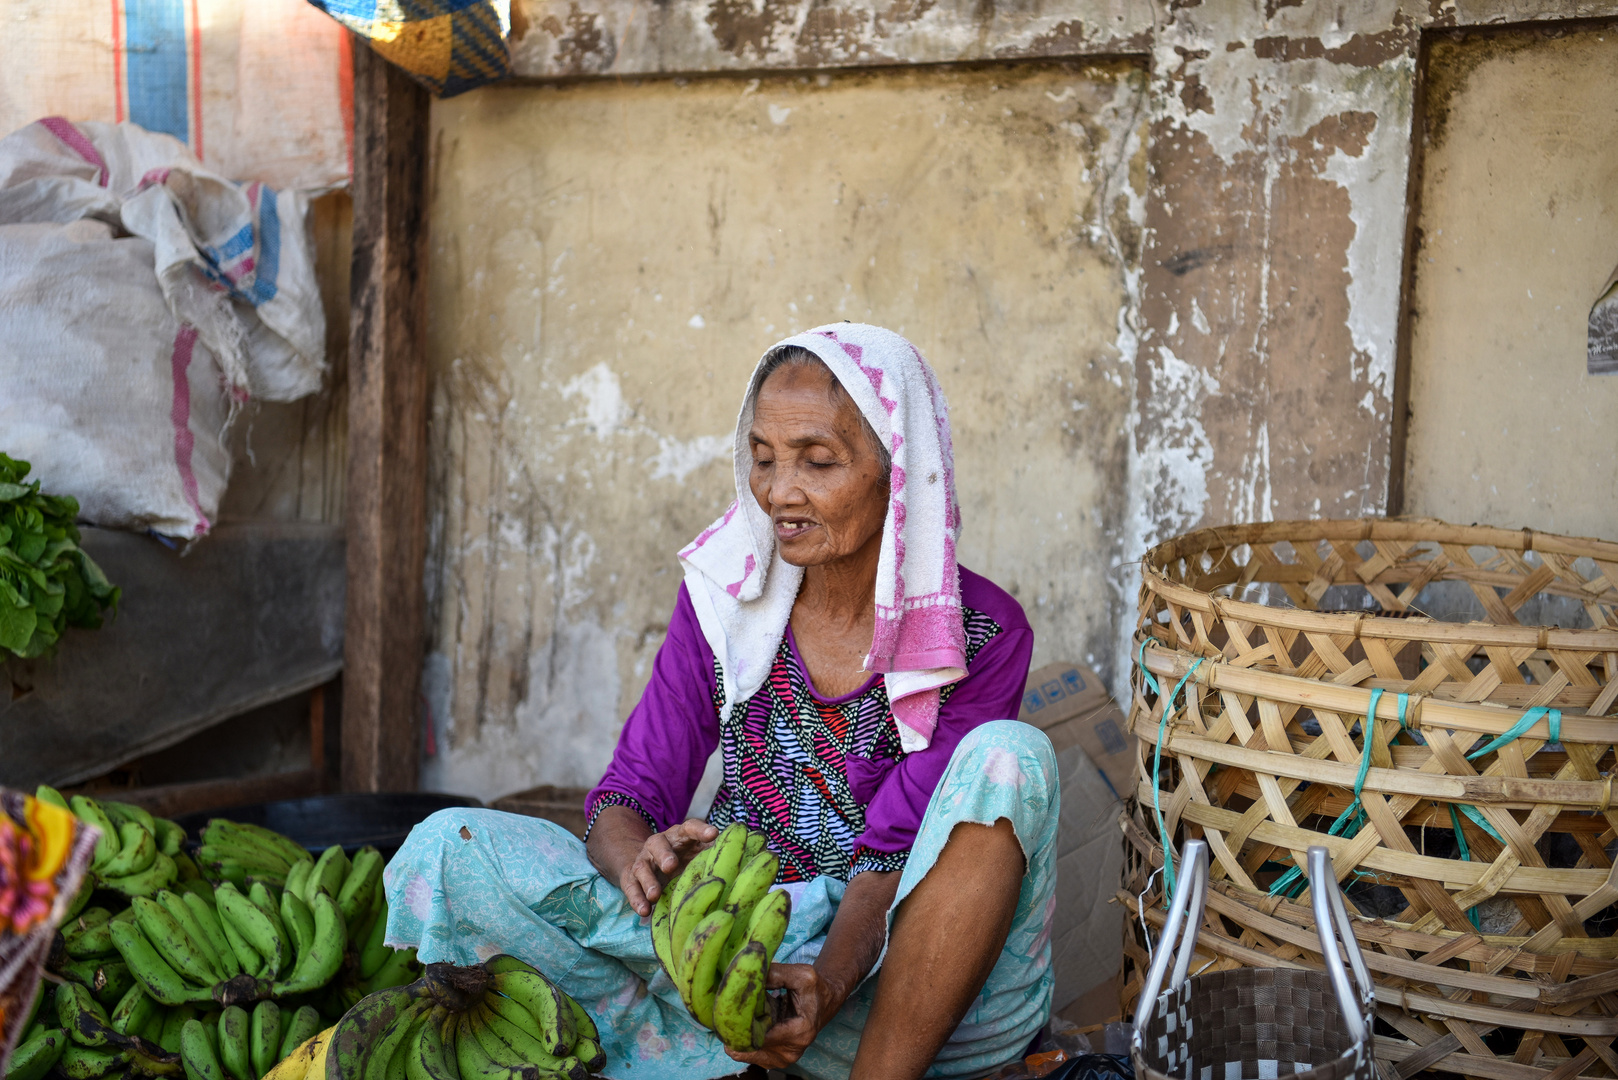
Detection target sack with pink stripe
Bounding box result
[0,118,325,538]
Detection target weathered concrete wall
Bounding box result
[420,62,1148,799]
[1404,26,1618,542]
[418,0,1618,799]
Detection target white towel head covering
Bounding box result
[678,323,965,752]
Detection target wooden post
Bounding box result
[343,37,430,793]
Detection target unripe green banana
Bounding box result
[132,896,217,988]
[487,968,573,1056]
[572,1035,606,1075]
[725,849,780,914]
[160,1004,198,1053]
[199,841,289,874]
[182,890,241,979]
[403,1013,454,1080]
[249,881,295,973]
[707,823,748,898]
[271,889,344,995]
[215,882,287,977]
[5,1027,67,1080]
[667,844,718,918]
[111,982,159,1037]
[181,1017,228,1080]
[283,858,313,901]
[718,850,780,968]
[670,875,725,967]
[304,845,350,903]
[69,796,121,870]
[219,909,264,978]
[277,1005,322,1061]
[679,907,734,1028]
[712,940,769,1052]
[338,846,384,926]
[34,783,70,810]
[741,829,767,864]
[56,979,113,1046]
[97,819,156,878]
[248,1000,282,1078]
[158,890,226,982]
[357,895,391,979]
[107,920,213,1007]
[154,818,186,856]
[100,851,178,898]
[281,885,317,965]
[63,908,117,958]
[746,888,792,961]
[650,885,678,984]
[566,992,599,1043]
[216,1005,251,1080]
[467,1004,586,1080]
[56,1040,125,1079]
[205,820,313,870]
[104,800,157,834]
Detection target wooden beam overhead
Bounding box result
[343,37,430,793]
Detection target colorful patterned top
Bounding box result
[584,567,1032,883]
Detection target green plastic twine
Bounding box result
[1269,689,1389,898]
[1448,803,1483,929]
[1137,638,1204,900]
[1466,706,1561,761]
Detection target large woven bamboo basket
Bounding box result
[1122,518,1618,1080]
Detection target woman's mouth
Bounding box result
[774,519,818,540]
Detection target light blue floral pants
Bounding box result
[383,720,1059,1080]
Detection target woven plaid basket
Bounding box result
[1133,842,1376,1080]
[1124,518,1618,1080]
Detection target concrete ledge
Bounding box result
[0,522,345,787]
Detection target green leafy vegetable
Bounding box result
[0,454,119,658]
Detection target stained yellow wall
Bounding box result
[1405,28,1618,542]
[420,62,1147,798]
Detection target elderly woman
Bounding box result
[384,325,1058,1080]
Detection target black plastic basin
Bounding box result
[171,792,482,859]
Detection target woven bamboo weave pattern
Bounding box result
[1125,519,1618,1080]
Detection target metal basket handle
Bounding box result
[1132,839,1210,1040]
[1305,846,1375,1045]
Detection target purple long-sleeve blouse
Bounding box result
[584,566,1033,883]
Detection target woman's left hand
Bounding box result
[722,961,847,1070]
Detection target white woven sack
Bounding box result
[0,118,325,538]
[0,219,229,537]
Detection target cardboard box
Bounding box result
[1020,661,1133,1013]
[1019,661,1134,801]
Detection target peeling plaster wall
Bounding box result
[422,0,1618,796]
[421,63,1148,799]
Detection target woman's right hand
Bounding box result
[620,817,718,917]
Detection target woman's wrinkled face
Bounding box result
[748,362,889,568]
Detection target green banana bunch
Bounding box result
[323,956,603,1080]
[198,819,313,888]
[107,910,218,1007]
[324,979,437,1080]
[270,888,346,996]
[650,822,789,1051]
[62,794,188,898]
